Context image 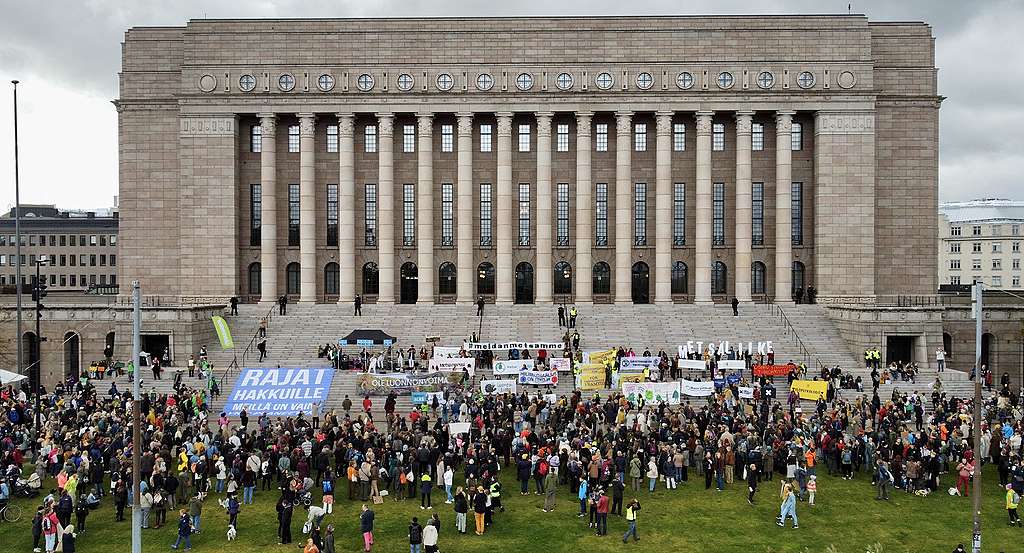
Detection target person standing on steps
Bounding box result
[732,297,739,316]
[229,296,239,316]
[354,295,362,316]
[257,335,267,363]
[569,305,578,328]
[558,304,566,327]
[476,297,485,316]
[278,294,288,315]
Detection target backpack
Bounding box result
[538,461,549,476]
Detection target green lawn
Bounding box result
[0,467,1018,553]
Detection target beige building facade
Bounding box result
[938,199,1024,290]
[116,15,940,306]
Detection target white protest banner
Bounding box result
[518,370,558,386]
[480,379,517,395]
[448,422,471,435]
[429,357,476,377]
[620,357,661,370]
[549,357,571,372]
[677,359,707,370]
[543,393,557,404]
[493,359,535,375]
[432,346,463,358]
[622,382,682,405]
[411,391,446,406]
[464,341,565,351]
[679,341,774,357]
[739,386,755,399]
[680,379,715,397]
[718,360,745,372]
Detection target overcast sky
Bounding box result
[0,0,1021,211]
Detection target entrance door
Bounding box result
[141,334,170,366]
[400,262,418,304]
[886,336,914,365]
[63,332,81,378]
[515,262,534,304]
[632,262,650,304]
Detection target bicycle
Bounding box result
[0,501,22,522]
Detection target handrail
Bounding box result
[767,303,826,371]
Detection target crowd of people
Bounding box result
[1,330,1023,553]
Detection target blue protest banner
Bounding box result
[225,367,335,417]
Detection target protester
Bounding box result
[360,504,375,552]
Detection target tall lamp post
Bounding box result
[12,80,23,382]
[971,282,983,553]
[31,256,47,430]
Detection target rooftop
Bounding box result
[939,199,1024,224]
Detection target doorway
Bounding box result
[63,332,81,378]
[515,262,534,304]
[632,262,650,304]
[886,335,914,365]
[400,262,418,304]
[141,334,170,366]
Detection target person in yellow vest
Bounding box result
[1007,484,1021,526]
[622,498,641,543]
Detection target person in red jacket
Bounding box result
[595,488,610,536]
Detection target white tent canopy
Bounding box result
[0,369,28,385]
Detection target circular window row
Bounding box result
[235,70,822,93]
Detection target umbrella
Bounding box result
[0,369,28,385]
[339,329,398,347]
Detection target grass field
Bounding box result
[0,467,1018,553]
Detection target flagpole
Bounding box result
[12,80,23,385]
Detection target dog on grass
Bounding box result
[226,524,237,541]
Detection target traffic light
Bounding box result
[37,281,47,300]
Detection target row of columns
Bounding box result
[256,110,796,305]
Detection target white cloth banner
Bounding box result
[543,393,557,404]
[448,422,471,435]
[677,359,707,370]
[738,386,755,399]
[518,370,559,386]
[718,360,745,372]
[429,357,476,377]
[680,379,715,397]
[464,341,564,351]
[432,346,463,359]
[480,379,517,395]
[622,382,682,405]
[620,357,661,370]
[549,357,571,372]
[493,359,535,375]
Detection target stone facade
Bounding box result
[116,15,941,305]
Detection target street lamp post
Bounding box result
[971,282,983,553]
[32,256,47,431]
[12,80,23,382]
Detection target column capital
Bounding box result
[377,113,394,137]
[416,113,433,136]
[456,112,474,135]
[734,111,754,134]
[336,113,355,136]
[776,111,794,134]
[615,111,633,125]
[496,112,513,136]
[258,113,277,135]
[536,112,553,135]
[298,113,316,136]
[695,111,714,134]
[656,111,674,135]
[575,111,593,133]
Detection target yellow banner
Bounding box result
[618,372,645,385]
[588,349,617,367]
[790,379,828,401]
[579,364,605,391]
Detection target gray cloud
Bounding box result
[0,0,1021,206]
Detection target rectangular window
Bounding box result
[950,276,961,285]
[993,276,1003,287]
[993,242,1003,253]
[634,182,647,245]
[596,183,608,246]
[288,184,300,246]
[364,125,377,153]
[673,183,686,246]
[950,242,961,253]
[480,124,492,152]
[59,275,66,287]
[752,123,764,151]
[712,123,725,151]
[59,235,66,247]
[288,125,299,153]
[1013,259,1021,270]
[993,259,1002,271]
[403,125,415,153]
[596,123,608,152]
[80,254,86,266]
[556,183,570,246]
[403,184,415,246]
[1014,242,1021,253]
[973,225,982,236]
[518,124,531,152]
[70,235,76,247]
[791,122,803,151]
[972,259,982,271]
[326,125,338,153]
[69,275,76,287]
[713,183,726,246]
[1014,276,1021,287]
[972,242,982,253]
[110,254,116,266]
[99,235,106,247]
[250,125,262,153]
[950,259,961,270]
[752,182,764,246]
[634,123,647,152]
[100,254,106,266]
[441,183,454,246]
[441,124,454,153]
[250,184,261,246]
[364,184,377,245]
[791,182,803,246]
[0,255,4,265]
[70,255,76,267]
[99,274,106,286]
[59,255,66,266]
[110,235,116,246]
[673,123,686,152]
[90,235,97,246]
[326,184,339,247]
[480,183,493,246]
[1014,225,1021,236]
[556,124,570,152]
[951,226,962,237]
[518,184,531,245]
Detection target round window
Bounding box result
[555,72,573,90]
[516,73,534,91]
[356,74,374,92]
[277,74,295,92]
[595,72,614,90]
[317,74,335,92]
[716,72,734,89]
[635,72,653,90]
[476,73,494,91]
[797,71,816,89]
[676,72,694,90]
[756,71,775,89]
[436,73,454,91]
[397,73,414,91]
[239,74,257,92]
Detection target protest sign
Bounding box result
[620,357,661,370]
[432,346,463,358]
[677,359,707,370]
[622,382,682,405]
[428,357,476,377]
[411,391,445,406]
[480,379,517,395]
[549,357,571,372]
[448,422,471,435]
[518,370,558,386]
[226,367,335,417]
[356,372,463,395]
[718,360,745,372]
[579,364,605,391]
[618,370,645,384]
[790,379,829,401]
[463,341,564,351]
[738,386,755,399]
[588,349,617,367]
[680,379,715,397]
[753,364,793,377]
[493,359,535,375]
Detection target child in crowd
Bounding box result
[807,475,817,506]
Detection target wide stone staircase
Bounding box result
[102,302,981,418]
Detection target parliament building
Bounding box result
[116,15,940,306]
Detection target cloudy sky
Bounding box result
[0,0,1021,211]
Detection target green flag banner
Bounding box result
[212,315,234,350]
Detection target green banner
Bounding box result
[212,315,234,350]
